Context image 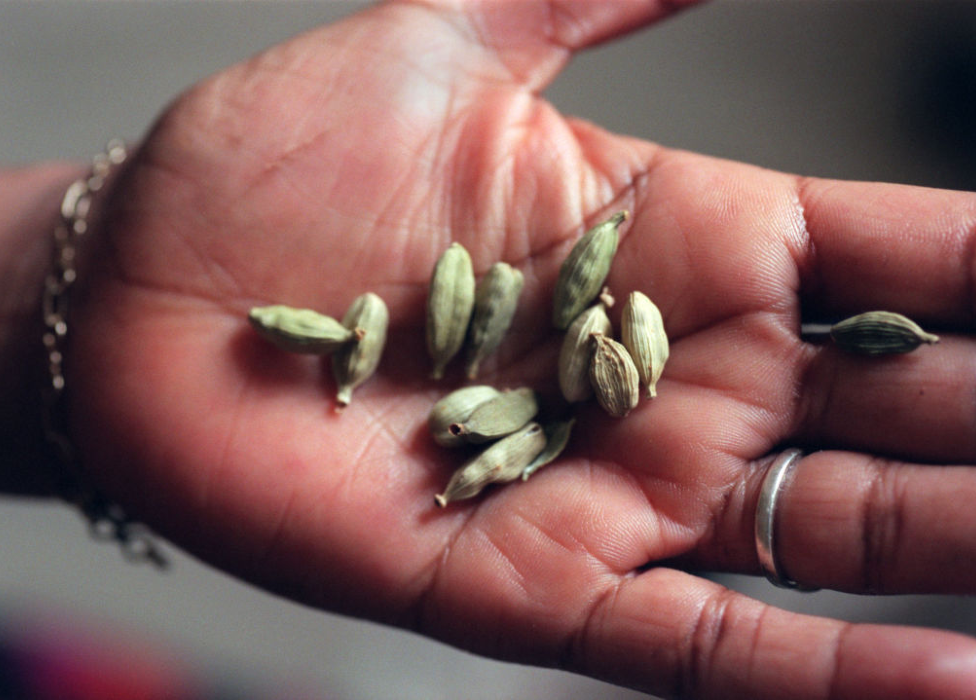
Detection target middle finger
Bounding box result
[794,334,976,464]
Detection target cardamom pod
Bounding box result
[589,334,640,418]
[332,292,389,406]
[521,418,575,480]
[428,385,502,448]
[830,310,940,355]
[248,305,356,354]
[464,262,524,379]
[621,291,669,398]
[552,211,628,330]
[558,302,613,403]
[449,387,538,444]
[427,242,476,379]
[435,422,546,507]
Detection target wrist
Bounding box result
[0,161,86,495]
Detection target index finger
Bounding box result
[797,178,976,326]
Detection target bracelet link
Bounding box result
[42,140,168,570]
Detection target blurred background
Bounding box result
[2,2,976,698]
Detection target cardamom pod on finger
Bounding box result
[558,302,612,403]
[465,262,524,379]
[427,242,476,379]
[552,211,628,330]
[435,422,546,507]
[448,387,538,444]
[428,385,502,448]
[589,334,640,418]
[332,292,389,407]
[621,291,669,398]
[830,310,939,355]
[248,305,355,353]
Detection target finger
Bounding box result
[417,0,702,91]
[693,451,976,595]
[608,153,976,338]
[567,568,976,700]
[773,450,976,594]
[797,177,976,326]
[794,335,976,464]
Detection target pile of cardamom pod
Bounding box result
[246,211,940,508]
[425,211,674,506]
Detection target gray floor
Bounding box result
[3,2,976,698]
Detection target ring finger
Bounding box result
[768,449,976,593]
[693,449,976,594]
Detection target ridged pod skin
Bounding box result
[521,418,576,481]
[621,291,669,398]
[426,242,476,379]
[558,302,613,403]
[552,211,627,330]
[465,262,524,379]
[248,305,355,353]
[830,310,939,355]
[428,385,502,448]
[589,334,639,418]
[448,387,538,444]
[434,422,546,507]
[332,292,389,406]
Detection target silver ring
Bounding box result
[754,449,818,591]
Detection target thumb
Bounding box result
[396,0,703,92]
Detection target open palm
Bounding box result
[67,2,976,698]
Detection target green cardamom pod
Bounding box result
[448,387,538,444]
[464,262,524,379]
[552,211,628,330]
[621,291,669,398]
[427,242,476,379]
[435,422,546,507]
[589,334,640,418]
[830,310,939,355]
[558,302,613,403]
[248,305,356,354]
[521,418,576,481]
[428,385,502,448]
[332,292,389,407]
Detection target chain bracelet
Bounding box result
[42,140,168,569]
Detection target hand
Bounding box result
[57,1,976,698]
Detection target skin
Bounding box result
[3,2,976,698]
